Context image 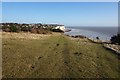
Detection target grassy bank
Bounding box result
[2,32,120,78]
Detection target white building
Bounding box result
[55,25,65,31]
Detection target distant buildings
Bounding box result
[1,23,65,33]
[54,25,65,31]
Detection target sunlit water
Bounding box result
[65,27,118,41]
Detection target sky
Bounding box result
[1,0,120,2]
[1,2,118,26]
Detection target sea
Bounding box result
[64,27,118,41]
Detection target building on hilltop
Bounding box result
[54,25,65,32]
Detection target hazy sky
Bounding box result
[2,2,118,26]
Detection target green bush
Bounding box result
[52,29,64,33]
[21,27,30,32]
[10,26,18,32]
[110,34,120,45]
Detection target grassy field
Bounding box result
[2,32,120,78]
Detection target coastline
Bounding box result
[64,31,120,54]
[2,2,119,78]
[65,27,117,41]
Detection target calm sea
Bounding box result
[65,27,118,41]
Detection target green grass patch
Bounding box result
[2,34,120,78]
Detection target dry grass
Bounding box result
[2,32,120,78]
[2,32,61,40]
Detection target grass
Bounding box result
[2,32,120,78]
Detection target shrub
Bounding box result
[37,29,52,34]
[30,28,37,33]
[4,28,10,32]
[52,29,64,33]
[96,37,99,40]
[10,26,18,32]
[110,34,120,45]
[21,27,30,32]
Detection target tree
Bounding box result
[96,36,99,42]
[110,34,120,45]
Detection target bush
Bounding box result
[4,28,10,32]
[21,27,30,32]
[110,34,120,45]
[37,29,52,34]
[10,26,18,32]
[30,28,37,33]
[52,29,64,33]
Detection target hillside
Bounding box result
[2,32,120,78]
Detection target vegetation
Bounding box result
[2,32,120,78]
[29,28,52,34]
[96,37,99,40]
[110,34,120,45]
[9,26,19,32]
[21,26,30,32]
[52,29,64,33]
[2,23,64,34]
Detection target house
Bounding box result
[54,25,65,31]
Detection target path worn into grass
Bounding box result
[2,33,120,78]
